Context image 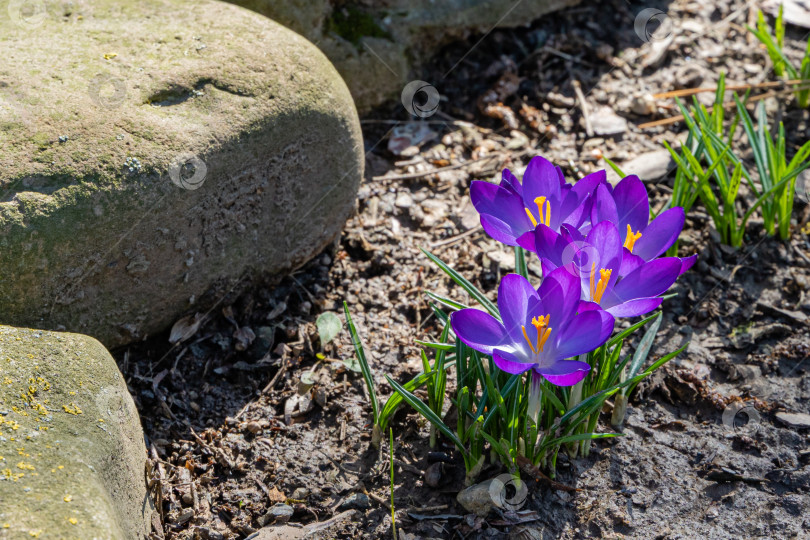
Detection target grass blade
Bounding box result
[386,375,469,458]
[423,249,500,319]
[344,302,379,425]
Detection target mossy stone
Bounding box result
[0,0,363,348]
[0,325,152,538]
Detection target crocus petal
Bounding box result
[536,265,582,328]
[471,181,533,243]
[612,258,681,302]
[493,348,534,375]
[450,309,507,355]
[572,169,606,198]
[632,207,685,261]
[560,170,605,228]
[619,248,645,277]
[605,297,663,318]
[585,220,622,270]
[500,169,523,197]
[497,274,539,346]
[480,215,522,246]
[516,230,536,252]
[540,258,558,277]
[612,175,650,236]
[559,224,586,244]
[536,361,591,386]
[522,156,562,213]
[679,254,697,275]
[590,183,619,228]
[530,224,567,262]
[577,300,601,312]
[555,309,615,358]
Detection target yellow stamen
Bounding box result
[524,208,538,227]
[589,262,596,301]
[623,224,643,253]
[593,268,612,304]
[531,315,552,352]
[533,197,551,227]
[521,326,537,354]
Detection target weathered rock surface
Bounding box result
[0,325,152,538]
[228,0,580,112]
[0,0,363,348]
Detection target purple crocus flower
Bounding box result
[449,267,614,386]
[470,156,603,247]
[589,175,696,275]
[520,220,683,318]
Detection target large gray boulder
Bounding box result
[0,0,363,348]
[0,325,153,538]
[228,0,580,112]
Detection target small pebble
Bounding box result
[339,492,370,510]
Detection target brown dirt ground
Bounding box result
[118,0,810,538]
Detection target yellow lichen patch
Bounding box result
[16,461,35,471]
[63,495,72,502]
[29,530,42,538]
[68,517,78,525]
[62,403,82,415]
[2,467,25,481]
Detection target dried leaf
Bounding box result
[169,313,204,344]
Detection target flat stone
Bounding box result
[0,325,153,538]
[258,503,294,526]
[457,479,497,517]
[338,492,370,510]
[590,107,628,136]
[0,0,363,348]
[608,150,674,184]
[763,0,810,29]
[776,412,810,429]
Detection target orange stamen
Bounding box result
[623,224,643,253]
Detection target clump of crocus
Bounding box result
[345,154,696,476]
